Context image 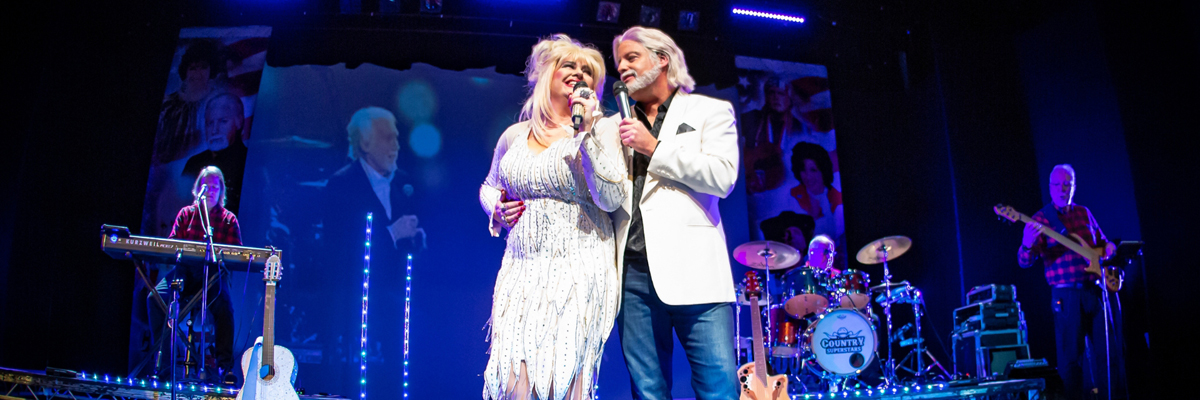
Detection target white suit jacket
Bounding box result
[611,91,740,306]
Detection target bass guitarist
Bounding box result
[1016,164,1125,400]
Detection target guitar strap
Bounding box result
[1040,203,1069,249]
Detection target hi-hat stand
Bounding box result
[893,289,950,382]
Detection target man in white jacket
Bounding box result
[611,26,740,400]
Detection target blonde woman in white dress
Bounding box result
[479,34,628,400]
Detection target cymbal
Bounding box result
[734,241,801,270]
[856,236,912,264]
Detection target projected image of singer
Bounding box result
[320,106,422,397]
[609,27,741,400]
[147,166,240,384]
[479,34,626,400]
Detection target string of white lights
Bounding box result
[732,7,805,23]
[403,253,412,398]
[360,213,372,399]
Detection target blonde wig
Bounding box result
[519,34,606,146]
[612,26,695,93]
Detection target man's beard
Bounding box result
[624,66,661,94]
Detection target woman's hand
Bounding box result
[569,87,600,132]
[493,189,525,229]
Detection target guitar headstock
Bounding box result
[742,271,762,298]
[264,254,283,282]
[993,204,1021,224]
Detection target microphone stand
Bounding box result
[169,278,183,399]
[197,192,217,381]
[1098,240,1141,400]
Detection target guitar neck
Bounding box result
[1018,214,1097,260]
[748,296,768,387]
[262,282,276,370]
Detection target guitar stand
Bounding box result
[127,258,225,382]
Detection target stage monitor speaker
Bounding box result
[954,332,1030,379]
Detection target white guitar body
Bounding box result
[237,254,299,400]
[235,337,299,400]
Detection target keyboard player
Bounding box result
[147,165,241,384]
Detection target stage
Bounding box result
[0,367,344,400]
[2,365,1050,400]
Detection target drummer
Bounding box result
[804,234,841,276]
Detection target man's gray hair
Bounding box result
[613,26,696,93]
[1052,163,1076,179]
[347,107,396,160]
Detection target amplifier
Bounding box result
[962,311,1024,331]
[967,284,1016,304]
[952,330,1030,379]
[964,328,1026,347]
[954,300,1022,330]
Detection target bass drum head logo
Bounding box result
[807,309,877,375]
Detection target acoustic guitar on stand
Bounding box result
[993,204,1123,292]
[236,254,299,400]
[737,271,788,400]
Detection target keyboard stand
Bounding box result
[124,257,223,381]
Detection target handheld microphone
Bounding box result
[612,81,635,175]
[571,81,588,132]
[612,81,632,119]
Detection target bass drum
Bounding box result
[801,309,877,376]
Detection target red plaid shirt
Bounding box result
[1017,204,1107,286]
[169,204,243,246]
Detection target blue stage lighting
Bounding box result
[409,123,442,158]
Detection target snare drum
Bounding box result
[781,267,833,319]
[834,269,871,310]
[800,308,878,376]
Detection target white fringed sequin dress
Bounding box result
[479,119,627,400]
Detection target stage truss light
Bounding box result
[597,1,620,23]
[420,0,442,14]
[639,6,661,28]
[678,10,700,31]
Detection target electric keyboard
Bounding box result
[100,224,278,272]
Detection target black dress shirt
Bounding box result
[624,90,677,266]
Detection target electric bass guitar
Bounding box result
[737,272,788,400]
[993,204,1123,292]
[236,254,299,400]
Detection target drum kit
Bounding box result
[732,236,949,394]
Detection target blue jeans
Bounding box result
[618,258,738,400]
